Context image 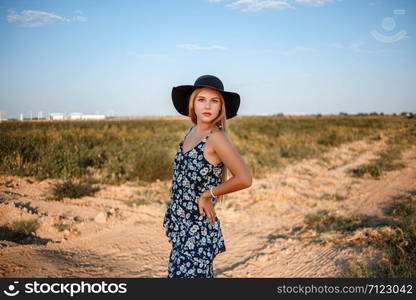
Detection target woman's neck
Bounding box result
[195,122,214,134]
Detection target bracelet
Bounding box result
[209,187,217,198]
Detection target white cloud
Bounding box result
[7,9,66,27]
[327,41,373,53]
[176,44,226,50]
[72,15,88,22]
[211,0,342,12]
[6,9,87,27]
[226,0,293,12]
[295,0,337,6]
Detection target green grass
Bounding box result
[0,219,40,243]
[304,190,415,278]
[334,193,347,201]
[126,188,169,207]
[349,191,416,277]
[350,125,416,179]
[45,178,100,201]
[304,210,390,233]
[0,115,414,184]
[8,219,40,235]
[54,223,71,232]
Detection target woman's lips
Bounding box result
[203,112,212,116]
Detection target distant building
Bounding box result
[50,113,65,120]
[69,112,83,120]
[48,112,107,120]
[82,114,106,120]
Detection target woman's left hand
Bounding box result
[197,191,216,225]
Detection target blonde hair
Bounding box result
[188,87,229,204]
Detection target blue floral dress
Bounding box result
[163,126,226,278]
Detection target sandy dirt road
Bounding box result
[1,131,415,278]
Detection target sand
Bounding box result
[1,132,415,277]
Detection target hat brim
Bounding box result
[172,85,240,119]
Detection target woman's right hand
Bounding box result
[197,192,216,225]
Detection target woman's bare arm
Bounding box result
[197,130,252,224]
[210,130,252,195]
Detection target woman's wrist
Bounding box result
[209,187,217,198]
[202,190,213,199]
[202,187,216,198]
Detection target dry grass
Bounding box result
[1,115,413,185]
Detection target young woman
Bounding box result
[163,74,252,278]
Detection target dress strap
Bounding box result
[183,126,213,143]
[205,130,213,140]
[183,126,194,142]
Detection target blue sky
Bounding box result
[0,0,415,119]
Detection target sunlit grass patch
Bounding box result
[305,210,390,233]
[1,115,414,183]
[45,178,100,201]
[350,125,416,179]
[0,219,40,243]
[54,223,71,232]
[348,191,416,277]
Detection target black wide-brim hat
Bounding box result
[172,74,241,119]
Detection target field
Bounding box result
[0,114,415,277]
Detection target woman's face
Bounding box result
[194,88,222,122]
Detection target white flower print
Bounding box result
[190,224,199,234]
[182,178,190,188]
[213,167,222,177]
[200,167,208,176]
[163,129,226,278]
[187,269,195,276]
[176,207,185,218]
[185,239,195,250]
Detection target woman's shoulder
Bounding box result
[210,127,229,140]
